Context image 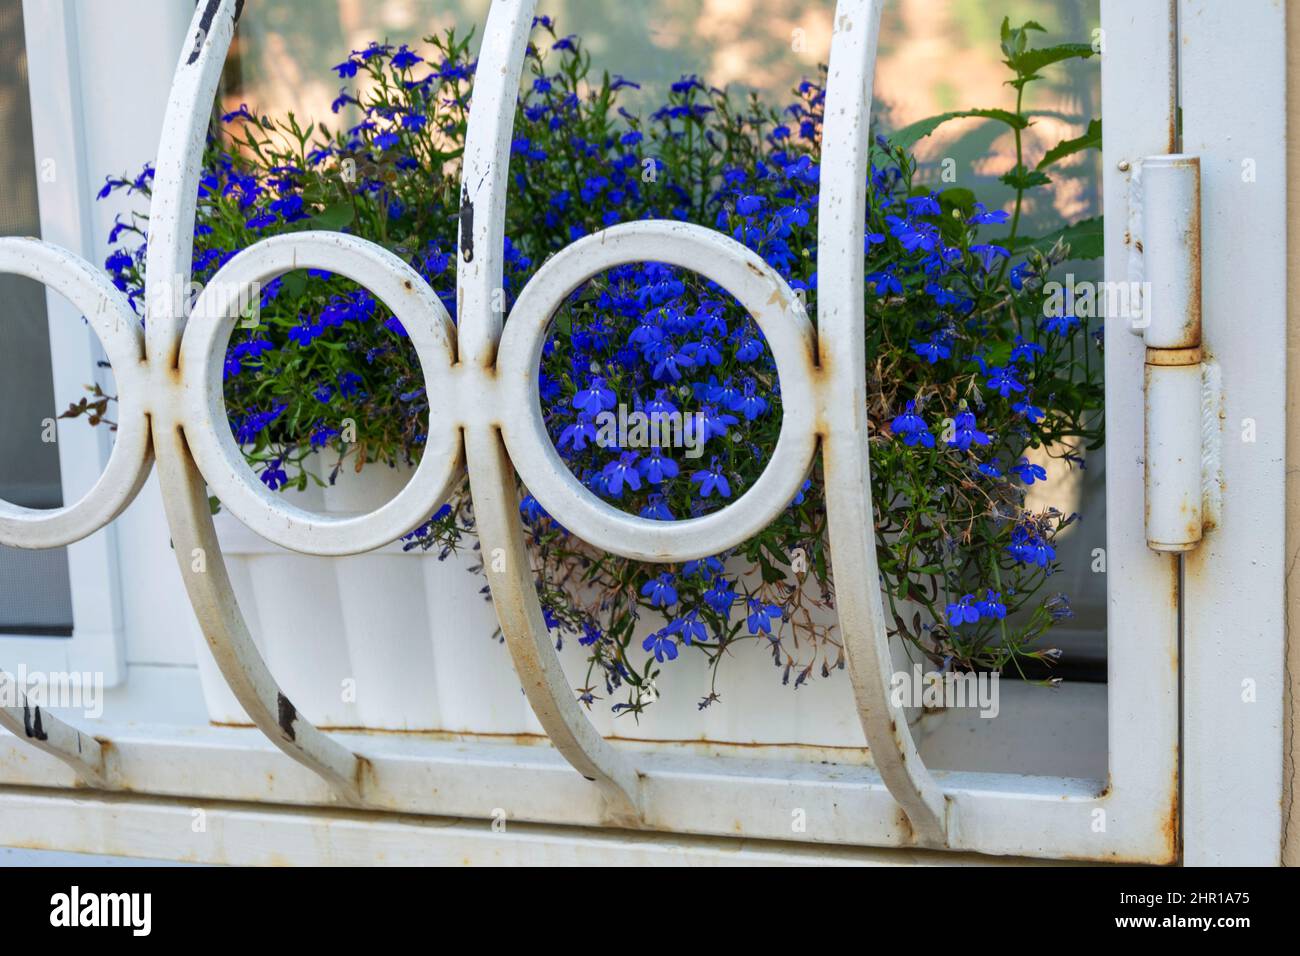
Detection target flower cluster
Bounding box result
[94,17,1100,715]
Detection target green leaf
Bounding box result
[937,186,976,213]
[1010,216,1104,261]
[887,108,1028,151]
[312,200,355,231]
[1037,118,1101,170]
[1007,42,1095,79]
[999,165,1052,190]
[280,270,308,299]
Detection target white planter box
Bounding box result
[192,462,872,746]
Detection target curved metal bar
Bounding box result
[496,222,818,562]
[816,0,949,845]
[143,0,365,804]
[457,0,641,824]
[179,233,462,557]
[0,669,109,788]
[0,238,152,549]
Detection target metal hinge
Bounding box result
[1129,155,1220,553]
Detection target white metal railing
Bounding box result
[0,0,1193,862]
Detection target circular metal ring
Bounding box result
[180,232,461,556]
[495,221,818,563]
[0,238,151,549]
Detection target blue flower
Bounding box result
[1041,313,1080,336]
[698,405,739,441]
[391,45,422,70]
[641,573,679,608]
[520,495,548,524]
[1012,399,1045,423]
[985,365,1026,398]
[683,556,724,578]
[735,335,765,363]
[572,376,616,413]
[1007,525,1056,567]
[911,335,952,364]
[731,379,769,420]
[642,629,679,663]
[975,590,1007,620]
[745,598,782,635]
[945,594,980,626]
[1011,457,1048,485]
[639,495,675,521]
[1010,336,1045,364]
[967,202,1010,225]
[639,447,679,484]
[891,402,934,447]
[260,460,289,491]
[668,610,709,645]
[691,458,732,499]
[703,576,737,615]
[559,415,598,451]
[947,410,990,450]
[601,452,642,497]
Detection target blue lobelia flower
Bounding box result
[967,202,1010,225]
[947,410,991,450]
[732,379,769,420]
[602,452,642,498]
[985,365,1026,398]
[1011,457,1048,485]
[911,335,952,364]
[969,243,1010,273]
[945,594,981,625]
[691,458,732,499]
[639,447,679,484]
[1041,313,1080,336]
[975,590,1007,620]
[668,610,709,646]
[1012,399,1045,423]
[641,573,679,608]
[572,376,616,414]
[703,576,737,615]
[891,401,934,448]
[745,598,783,635]
[260,460,289,491]
[642,629,679,663]
[559,414,598,451]
[639,495,675,521]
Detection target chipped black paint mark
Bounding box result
[459,190,475,263]
[277,693,297,742]
[187,0,241,65]
[23,703,47,742]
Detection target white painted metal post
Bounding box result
[1178,0,1286,866]
[816,0,948,846]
